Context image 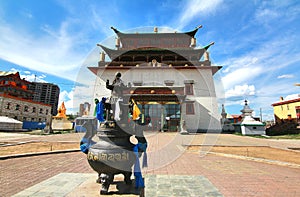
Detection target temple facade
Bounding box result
[89,26,222,132]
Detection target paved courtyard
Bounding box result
[1,132,300,196]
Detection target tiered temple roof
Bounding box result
[88,26,221,75]
[110,26,201,49]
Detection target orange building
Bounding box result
[0,71,33,99]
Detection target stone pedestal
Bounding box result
[52,118,73,131]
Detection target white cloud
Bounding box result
[176,0,224,30]
[219,36,300,121]
[0,19,85,81]
[0,1,124,82]
[254,8,279,24]
[285,94,299,100]
[9,68,18,73]
[21,9,33,19]
[59,90,73,105]
[254,1,300,26]
[221,66,262,90]
[58,89,74,114]
[220,33,300,91]
[225,84,255,98]
[277,74,294,79]
[20,73,47,83]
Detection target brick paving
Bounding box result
[0,152,93,196]
[0,132,300,196]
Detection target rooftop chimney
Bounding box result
[280,96,284,101]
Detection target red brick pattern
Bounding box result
[0,152,93,197]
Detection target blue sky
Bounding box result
[0,0,299,120]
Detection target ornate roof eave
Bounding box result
[88,65,222,76]
[111,26,121,34]
[203,42,215,50]
[97,44,207,61]
[184,25,202,37]
[97,44,122,60]
[110,25,202,38]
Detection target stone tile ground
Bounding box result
[145,175,222,197]
[12,173,223,197]
[12,173,93,197]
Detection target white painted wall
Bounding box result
[94,66,221,132]
[241,125,266,135]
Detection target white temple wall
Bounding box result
[95,67,221,132]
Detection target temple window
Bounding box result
[32,107,36,113]
[39,108,43,114]
[6,103,10,109]
[186,103,195,115]
[15,104,20,111]
[164,80,174,86]
[24,105,28,112]
[133,81,143,86]
[185,84,194,95]
[45,109,49,115]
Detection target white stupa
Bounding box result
[234,100,266,135]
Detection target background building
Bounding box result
[0,71,32,99]
[0,71,51,128]
[28,82,60,116]
[266,95,300,135]
[89,26,222,132]
[272,96,300,124]
[0,94,51,122]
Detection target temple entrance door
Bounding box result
[143,104,164,132]
[165,104,181,132]
[142,103,181,132]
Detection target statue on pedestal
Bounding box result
[80,72,148,195]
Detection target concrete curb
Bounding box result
[208,151,300,169]
[0,149,81,160]
[0,140,79,147]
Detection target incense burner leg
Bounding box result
[99,173,114,195]
[123,171,132,185]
